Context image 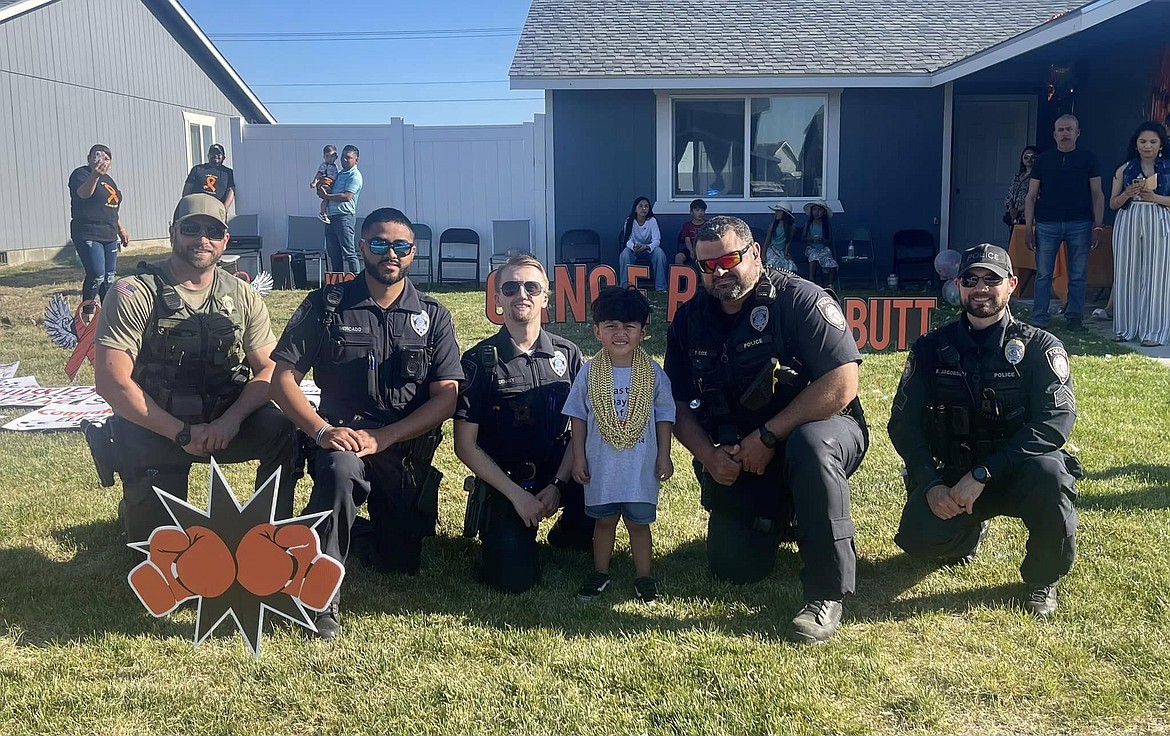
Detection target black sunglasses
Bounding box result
[500,280,545,297]
[366,239,414,257]
[959,272,1005,288]
[178,221,227,240]
[697,243,752,274]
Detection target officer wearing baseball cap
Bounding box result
[888,243,1083,617]
[92,193,298,544]
[184,143,236,211]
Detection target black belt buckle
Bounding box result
[506,462,538,484]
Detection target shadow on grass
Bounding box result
[338,535,985,642]
[0,519,1027,648]
[0,518,199,645]
[1077,464,1170,510]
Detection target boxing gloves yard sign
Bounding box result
[128,460,343,657]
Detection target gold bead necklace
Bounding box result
[588,346,655,449]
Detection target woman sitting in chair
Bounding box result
[802,201,837,287]
[619,196,668,291]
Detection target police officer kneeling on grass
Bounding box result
[663,215,868,644]
[90,194,298,543]
[269,207,463,639]
[453,253,594,593]
[888,244,1081,617]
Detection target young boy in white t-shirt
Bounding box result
[564,286,675,604]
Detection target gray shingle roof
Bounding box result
[510,0,1092,79]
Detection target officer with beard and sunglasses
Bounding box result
[270,207,463,639]
[453,253,595,594]
[888,244,1081,619]
[664,215,868,644]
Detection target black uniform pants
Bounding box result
[114,404,298,543]
[479,479,592,594]
[705,414,866,601]
[309,446,431,575]
[895,451,1078,586]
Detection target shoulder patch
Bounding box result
[1045,346,1070,383]
[286,299,312,332]
[816,295,847,331]
[460,357,479,385]
[893,351,915,410]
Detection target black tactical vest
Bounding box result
[686,268,810,444]
[925,317,1035,471]
[131,263,250,424]
[313,281,435,427]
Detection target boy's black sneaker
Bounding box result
[1023,583,1058,618]
[576,571,610,603]
[788,599,843,644]
[633,576,659,604]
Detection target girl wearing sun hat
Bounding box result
[802,201,836,286]
[763,204,797,272]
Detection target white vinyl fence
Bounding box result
[227,115,550,276]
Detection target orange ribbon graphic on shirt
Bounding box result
[101,182,120,206]
[203,174,218,195]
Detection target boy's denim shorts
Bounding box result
[585,502,657,525]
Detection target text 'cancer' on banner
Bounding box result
[480,263,934,351]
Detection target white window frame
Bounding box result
[654,90,842,215]
[183,111,218,172]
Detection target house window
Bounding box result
[667,94,831,203]
[183,112,217,171]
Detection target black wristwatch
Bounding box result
[173,422,192,447]
[972,465,991,484]
[551,477,569,492]
[758,426,778,449]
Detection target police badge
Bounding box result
[550,350,568,377]
[750,305,770,332]
[411,311,430,337]
[1005,338,1025,366]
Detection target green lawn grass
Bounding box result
[1,254,1168,735]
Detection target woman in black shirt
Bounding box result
[68,144,129,317]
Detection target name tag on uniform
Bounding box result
[337,325,366,333]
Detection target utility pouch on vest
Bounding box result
[463,476,489,538]
[81,418,118,488]
[739,357,779,412]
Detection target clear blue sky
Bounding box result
[183,0,544,127]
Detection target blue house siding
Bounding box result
[550,86,945,276]
[837,88,945,276]
[552,89,657,266]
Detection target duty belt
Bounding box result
[501,461,539,484]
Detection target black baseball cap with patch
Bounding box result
[959,244,1013,278]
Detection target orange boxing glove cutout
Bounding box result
[273,524,343,611]
[235,523,297,597]
[129,527,197,616]
[129,525,236,616]
[174,525,237,599]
